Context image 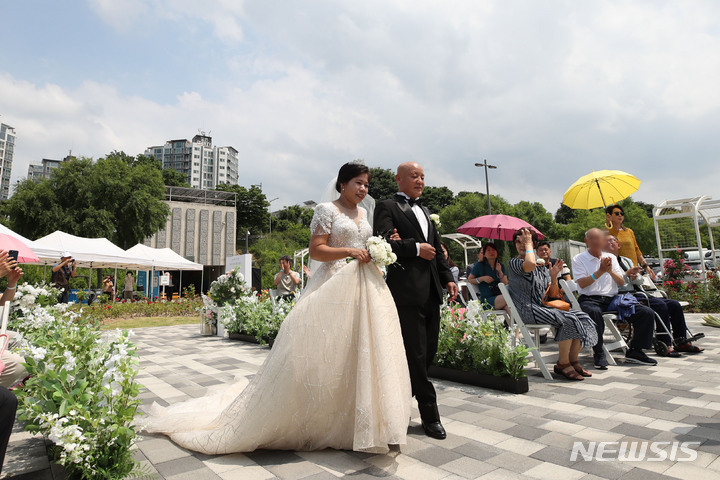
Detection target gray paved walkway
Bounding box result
[3,314,720,479]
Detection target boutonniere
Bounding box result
[429,213,441,229]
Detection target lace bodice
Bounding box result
[306,202,372,291]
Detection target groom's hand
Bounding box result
[419,243,436,260]
[446,282,458,301]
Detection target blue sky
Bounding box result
[2,1,720,214]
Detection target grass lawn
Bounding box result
[100,316,200,330]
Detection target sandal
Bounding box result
[665,348,683,358]
[675,342,704,354]
[571,361,592,377]
[554,363,584,381]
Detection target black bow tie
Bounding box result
[396,194,421,207]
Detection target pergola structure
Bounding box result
[294,247,310,289]
[653,195,720,279]
[441,233,483,268]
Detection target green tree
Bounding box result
[634,200,655,218]
[368,167,397,201]
[512,201,567,240]
[421,186,454,213]
[3,154,169,248]
[162,168,190,187]
[215,184,270,243]
[554,204,577,224]
[250,225,311,288]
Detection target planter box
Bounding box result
[429,365,529,394]
[228,333,259,343]
[228,333,275,348]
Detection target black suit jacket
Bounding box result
[374,198,455,307]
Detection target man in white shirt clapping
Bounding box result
[572,228,656,369]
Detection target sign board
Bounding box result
[225,254,253,285]
[159,272,171,286]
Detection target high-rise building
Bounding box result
[27,158,62,181]
[145,132,239,190]
[0,123,16,200]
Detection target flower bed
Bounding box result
[200,268,253,334]
[76,297,204,321]
[223,296,294,344]
[435,300,531,381]
[663,252,720,312]
[10,305,144,479]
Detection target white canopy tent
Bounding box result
[32,231,154,299]
[33,231,152,269]
[125,244,203,271]
[126,244,203,299]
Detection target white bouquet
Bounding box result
[366,236,398,267]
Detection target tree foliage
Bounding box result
[3,153,169,248]
[368,167,397,202]
[215,184,270,242]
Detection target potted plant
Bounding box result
[431,300,531,394]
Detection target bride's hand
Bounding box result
[389,229,401,241]
[349,248,371,263]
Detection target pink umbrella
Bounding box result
[457,214,545,241]
[0,233,40,263]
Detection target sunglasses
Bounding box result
[612,211,624,216]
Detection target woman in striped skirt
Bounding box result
[508,228,598,381]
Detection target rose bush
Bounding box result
[75,297,204,321]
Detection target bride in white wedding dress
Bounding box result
[144,162,411,455]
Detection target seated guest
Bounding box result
[573,228,657,369]
[467,243,509,312]
[440,243,460,284]
[508,228,597,380]
[537,241,571,282]
[0,386,17,476]
[0,252,28,389]
[273,255,300,301]
[605,235,703,356]
[465,250,484,279]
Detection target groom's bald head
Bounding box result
[396,162,425,199]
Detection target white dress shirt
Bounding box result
[397,192,428,256]
[572,250,624,297]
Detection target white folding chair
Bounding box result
[498,283,553,380]
[560,279,627,365]
[0,303,10,372]
[455,280,469,307]
[465,281,509,323]
[268,288,278,306]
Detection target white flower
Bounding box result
[430,213,442,229]
[366,236,397,267]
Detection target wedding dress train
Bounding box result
[144,203,411,454]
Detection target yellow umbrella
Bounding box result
[563,170,641,210]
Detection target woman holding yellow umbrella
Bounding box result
[605,204,653,275]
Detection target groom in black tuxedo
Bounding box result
[373,162,458,440]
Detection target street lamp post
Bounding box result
[268,197,279,233]
[474,160,497,215]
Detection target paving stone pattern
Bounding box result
[4,314,720,479]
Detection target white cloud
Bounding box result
[4,0,720,218]
[87,0,244,42]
